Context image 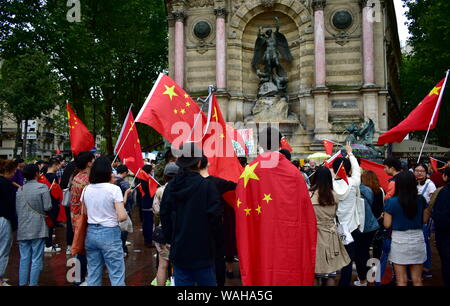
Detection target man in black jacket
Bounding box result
[160,143,222,286]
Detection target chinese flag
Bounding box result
[235,152,317,285]
[66,103,95,156]
[325,151,343,168]
[359,158,392,192]
[280,137,293,152]
[137,169,159,197]
[378,78,447,145]
[430,157,439,173]
[323,139,334,155]
[114,109,144,175]
[136,73,207,145]
[336,161,349,184]
[38,175,63,202]
[203,95,243,183]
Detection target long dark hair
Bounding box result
[309,166,335,206]
[89,157,112,184]
[395,171,419,220]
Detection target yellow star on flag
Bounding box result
[213,107,218,122]
[185,102,191,107]
[429,86,442,97]
[220,133,225,139]
[262,194,272,204]
[173,109,178,114]
[180,109,186,115]
[255,205,262,215]
[184,93,189,99]
[163,85,178,101]
[240,162,260,188]
[244,208,252,216]
[236,198,242,208]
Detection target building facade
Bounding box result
[165,0,401,155]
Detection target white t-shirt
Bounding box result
[417,179,437,204]
[83,183,124,227]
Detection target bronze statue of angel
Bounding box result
[251,17,293,80]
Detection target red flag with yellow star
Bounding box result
[378,77,448,145]
[114,108,144,176]
[235,152,317,286]
[135,73,207,144]
[66,103,95,156]
[203,95,243,183]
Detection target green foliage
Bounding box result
[401,0,450,147]
[0,50,61,122]
[0,0,168,155]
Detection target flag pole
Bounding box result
[112,104,134,166]
[131,168,141,187]
[417,70,450,163]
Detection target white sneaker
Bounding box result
[79,281,88,286]
[66,246,72,255]
[45,246,61,253]
[354,279,368,286]
[125,241,131,246]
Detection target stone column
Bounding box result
[313,0,327,88]
[312,0,330,139]
[173,10,186,87]
[214,7,227,91]
[361,0,375,86]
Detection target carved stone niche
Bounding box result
[188,0,214,8]
[260,0,275,8]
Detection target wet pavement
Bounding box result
[3,206,445,286]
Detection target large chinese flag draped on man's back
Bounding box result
[114,109,144,175]
[135,73,207,144]
[66,103,95,156]
[235,152,317,285]
[203,95,243,183]
[377,78,447,145]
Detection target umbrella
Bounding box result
[307,152,330,160]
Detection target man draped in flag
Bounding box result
[235,127,317,285]
[66,103,95,156]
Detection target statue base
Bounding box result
[246,96,298,122]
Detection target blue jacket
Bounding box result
[360,184,380,233]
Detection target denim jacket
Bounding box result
[360,184,380,233]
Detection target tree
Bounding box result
[0,51,62,157]
[401,0,450,147]
[0,0,168,155]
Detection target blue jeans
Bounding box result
[19,238,45,286]
[0,217,13,280]
[173,265,217,286]
[85,224,125,286]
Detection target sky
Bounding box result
[394,0,410,47]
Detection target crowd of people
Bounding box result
[1,134,450,286]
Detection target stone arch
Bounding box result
[227,0,314,113]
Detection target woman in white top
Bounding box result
[331,143,362,286]
[414,163,436,278]
[82,157,130,286]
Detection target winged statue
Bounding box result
[251,17,293,97]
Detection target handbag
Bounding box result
[337,222,354,245]
[71,186,88,256]
[152,226,166,244]
[356,186,366,233]
[62,175,73,207]
[21,187,54,228]
[119,214,133,233]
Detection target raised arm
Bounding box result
[346,143,361,186]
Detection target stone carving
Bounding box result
[250,97,288,122]
[188,0,214,8]
[333,31,350,46]
[312,0,326,11]
[214,6,228,18]
[172,10,187,22]
[260,0,275,8]
[252,17,293,99]
[345,119,375,147]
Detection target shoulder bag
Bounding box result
[21,187,54,228]
[71,186,88,256]
[61,174,74,207]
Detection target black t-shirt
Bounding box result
[0,176,18,231]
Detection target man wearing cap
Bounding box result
[160,143,222,286]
